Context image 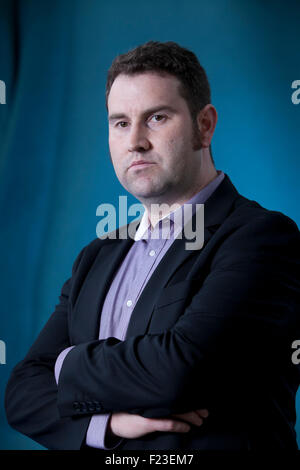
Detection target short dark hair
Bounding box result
[106,41,214,163]
[106,41,211,119]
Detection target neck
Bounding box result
[145,168,218,228]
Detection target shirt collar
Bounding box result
[134,170,225,241]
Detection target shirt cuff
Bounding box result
[86,413,124,449]
[54,346,75,385]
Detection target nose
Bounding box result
[128,123,151,153]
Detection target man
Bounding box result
[5,41,300,450]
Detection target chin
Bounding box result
[129,183,162,199]
[133,191,156,200]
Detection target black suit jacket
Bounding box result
[5,175,300,450]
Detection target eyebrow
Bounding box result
[108,105,177,122]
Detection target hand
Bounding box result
[107,409,209,440]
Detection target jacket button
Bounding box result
[87,401,95,412]
[93,401,102,412]
[79,401,87,412]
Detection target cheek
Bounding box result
[164,134,194,177]
[112,160,124,181]
[109,130,125,151]
[109,153,123,182]
[164,133,188,163]
[108,135,118,156]
[109,138,123,167]
[164,121,192,151]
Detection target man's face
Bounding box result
[107,72,202,206]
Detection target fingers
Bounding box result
[172,411,203,427]
[151,418,191,433]
[110,411,209,439]
[171,409,209,427]
[151,408,210,433]
[109,413,192,439]
[196,409,209,418]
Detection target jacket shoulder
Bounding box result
[228,194,300,235]
[211,195,300,272]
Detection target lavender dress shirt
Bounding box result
[54,170,225,449]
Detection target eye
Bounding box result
[150,114,166,123]
[116,121,128,128]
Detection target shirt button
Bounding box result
[149,250,156,257]
[126,300,133,307]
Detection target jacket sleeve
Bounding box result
[4,246,93,450]
[56,213,300,419]
[54,347,123,449]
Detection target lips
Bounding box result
[129,161,155,169]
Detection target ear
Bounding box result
[196,104,218,148]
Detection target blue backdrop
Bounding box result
[0,0,299,450]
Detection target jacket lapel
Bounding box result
[73,174,240,342]
[125,175,240,338]
[72,236,134,342]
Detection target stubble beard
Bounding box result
[192,122,202,151]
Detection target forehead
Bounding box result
[107,72,186,113]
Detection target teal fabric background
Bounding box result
[0,0,299,450]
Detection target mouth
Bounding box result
[129,161,156,170]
